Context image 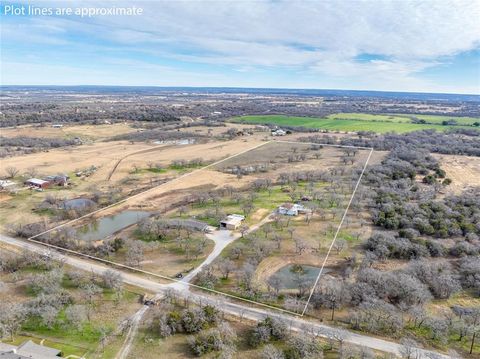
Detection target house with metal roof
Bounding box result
[0,340,61,359]
[220,214,245,230]
[25,178,50,189]
[277,203,309,216]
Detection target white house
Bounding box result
[271,129,286,136]
[278,203,309,216]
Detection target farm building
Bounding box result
[277,203,309,216]
[0,180,16,190]
[44,174,69,186]
[271,129,286,136]
[25,178,50,189]
[220,214,245,230]
[0,339,61,358]
[163,219,215,233]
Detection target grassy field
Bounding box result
[232,113,480,133]
[326,112,480,125]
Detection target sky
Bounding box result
[1,0,480,94]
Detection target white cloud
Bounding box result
[3,0,480,92]
[91,0,480,59]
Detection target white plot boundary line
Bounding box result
[26,140,271,241]
[301,146,374,316]
[10,139,373,317]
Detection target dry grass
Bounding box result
[110,137,264,181]
[1,123,136,140]
[0,141,155,180]
[434,153,480,194]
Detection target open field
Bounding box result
[326,112,480,125]
[0,123,137,140]
[108,138,264,182]
[434,154,480,194]
[0,140,157,180]
[232,113,480,133]
[0,136,266,231]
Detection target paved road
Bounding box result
[179,230,236,284]
[169,214,274,290]
[0,234,450,359]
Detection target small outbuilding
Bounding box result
[44,174,69,186]
[165,219,215,233]
[271,129,286,136]
[25,178,50,189]
[277,203,309,216]
[220,214,245,230]
[0,180,16,190]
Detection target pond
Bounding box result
[76,210,152,241]
[269,264,328,290]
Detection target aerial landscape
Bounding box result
[1,1,479,359]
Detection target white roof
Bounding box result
[221,214,245,225]
[0,180,16,187]
[16,340,61,359]
[227,214,245,220]
[26,178,48,185]
[279,203,304,210]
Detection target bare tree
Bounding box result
[25,167,38,178]
[5,166,19,179]
[287,335,323,359]
[399,338,421,359]
[229,245,243,260]
[40,305,59,328]
[314,278,350,321]
[239,224,249,237]
[64,304,87,330]
[262,223,273,239]
[333,238,347,254]
[81,282,103,320]
[293,237,308,254]
[267,276,283,297]
[261,344,285,359]
[217,258,235,279]
[0,302,25,340]
[125,240,144,267]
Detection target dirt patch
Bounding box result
[109,137,264,182]
[0,140,156,180]
[434,154,480,194]
[0,193,12,202]
[250,208,270,222]
[0,123,136,140]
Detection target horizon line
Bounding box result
[1,84,479,97]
